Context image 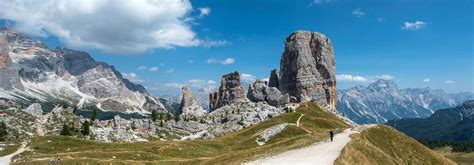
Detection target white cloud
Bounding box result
[423,79,430,82]
[241,73,257,83]
[445,80,455,84]
[198,7,211,17]
[166,68,174,73]
[137,66,147,71]
[148,66,159,72]
[0,0,226,54]
[206,58,235,65]
[207,80,216,86]
[201,40,231,47]
[377,18,385,23]
[122,72,144,83]
[352,8,365,17]
[336,74,369,82]
[187,60,194,64]
[402,21,427,30]
[312,0,331,5]
[336,74,395,82]
[164,83,185,88]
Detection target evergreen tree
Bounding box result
[160,120,164,128]
[81,120,90,136]
[60,124,72,136]
[175,115,181,122]
[166,113,172,121]
[159,113,164,120]
[0,121,8,141]
[91,109,97,121]
[151,110,158,122]
[73,106,78,114]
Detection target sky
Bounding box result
[0,0,472,95]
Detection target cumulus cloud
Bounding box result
[352,8,365,17]
[206,58,235,65]
[198,7,211,17]
[312,0,332,5]
[122,72,144,83]
[402,21,427,30]
[445,80,455,84]
[164,83,185,88]
[165,79,217,89]
[423,79,430,82]
[241,73,257,83]
[336,74,395,82]
[377,18,386,23]
[137,66,148,71]
[148,66,159,72]
[165,68,175,73]
[0,0,226,54]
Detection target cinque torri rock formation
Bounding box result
[209,71,246,111]
[278,30,337,109]
[178,85,205,117]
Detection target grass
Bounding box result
[14,102,349,164]
[446,152,474,165]
[0,142,20,157]
[335,125,455,165]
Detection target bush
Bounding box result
[0,121,7,141]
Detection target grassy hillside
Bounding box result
[335,125,455,165]
[13,102,349,164]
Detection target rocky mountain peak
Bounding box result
[279,30,336,109]
[209,71,246,111]
[178,85,205,117]
[368,79,398,92]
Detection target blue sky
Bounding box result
[0,0,472,94]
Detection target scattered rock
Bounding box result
[247,80,286,106]
[256,123,288,145]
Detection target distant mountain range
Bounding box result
[337,79,474,124]
[0,29,165,114]
[386,100,473,141]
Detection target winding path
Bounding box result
[0,142,27,165]
[245,128,357,165]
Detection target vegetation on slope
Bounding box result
[335,125,455,165]
[14,102,349,164]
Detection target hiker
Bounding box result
[330,131,334,142]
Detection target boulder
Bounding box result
[209,71,246,111]
[23,103,43,116]
[247,80,286,106]
[279,30,337,109]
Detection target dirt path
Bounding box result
[0,142,27,165]
[245,124,377,165]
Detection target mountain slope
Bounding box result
[12,102,350,164]
[386,100,474,141]
[336,79,472,124]
[335,125,454,165]
[0,29,165,114]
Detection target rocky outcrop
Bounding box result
[179,86,205,117]
[0,35,22,90]
[279,31,336,109]
[209,71,246,111]
[268,69,279,88]
[247,80,287,106]
[23,103,43,116]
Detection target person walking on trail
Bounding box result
[329,131,334,142]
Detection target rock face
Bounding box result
[268,69,279,88]
[279,31,336,109]
[209,71,246,111]
[23,103,43,116]
[179,86,205,117]
[247,80,287,106]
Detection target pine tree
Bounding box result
[60,124,72,136]
[151,110,158,122]
[159,113,164,120]
[73,106,78,114]
[166,113,172,121]
[0,121,8,141]
[160,120,164,128]
[91,109,97,121]
[175,115,181,122]
[81,120,90,136]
